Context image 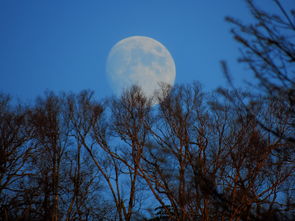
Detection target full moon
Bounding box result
[106,36,176,103]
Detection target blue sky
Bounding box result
[0,0,293,102]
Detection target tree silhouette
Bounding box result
[222,0,295,144]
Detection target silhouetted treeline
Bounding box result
[0,81,294,220]
[1,0,294,220]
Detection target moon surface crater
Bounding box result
[106,36,176,102]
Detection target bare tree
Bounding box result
[1,82,294,220]
[66,88,146,221]
[218,1,295,218]
[65,90,114,220]
[0,94,32,220]
[142,83,295,220]
[222,0,295,143]
[108,86,153,220]
[26,92,70,220]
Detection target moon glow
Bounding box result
[106,36,176,102]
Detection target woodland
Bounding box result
[0,1,294,220]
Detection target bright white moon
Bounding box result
[106,36,176,102]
